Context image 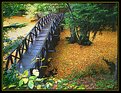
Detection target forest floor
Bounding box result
[3,16,118,90]
[48,29,117,79]
[47,29,117,90]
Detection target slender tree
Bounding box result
[65,3,118,45]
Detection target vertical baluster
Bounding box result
[35,56,40,69]
[48,32,51,49]
[44,17,46,25]
[30,32,33,44]
[21,41,25,54]
[44,16,47,24]
[25,38,28,51]
[37,23,41,32]
[41,18,44,28]
[45,40,48,58]
[10,55,13,64]
[18,46,22,59]
[5,57,10,70]
[14,48,19,63]
[34,27,37,37]
[41,47,44,59]
[27,35,30,46]
[46,15,48,23]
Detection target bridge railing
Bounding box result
[4,13,57,70]
[31,13,64,77]
[34,13,64,69]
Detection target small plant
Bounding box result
[96,79,117,90]
[3,67,86,90]
[2,63,20,90]
[18,70,39,89]
[3,35,24,57]
[84,63,109,76]
[3,39,22,55]
[67,69,86,80]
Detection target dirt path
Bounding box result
[3,16,36,41]
[48,29,117,78]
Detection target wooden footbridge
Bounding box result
[4,13,64,77]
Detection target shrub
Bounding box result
[96,79,117,90]
[2,63,20,90]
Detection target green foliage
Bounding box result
[18,70,37,89]
[19,79,24,87]
[2,3,26,17]
[65,3,118,45]
[2,2,66,19]
[18,70,85,90]
[67,69,85,80]
[3,63,19,89]
[28,80,34,89]
[3,22,27,56]
[3,68,86,90]
[25,4,39,18]
[96,79,117,89]
[3,36,23,56]
[3,67,117,90]
[67,63,110,81]
[84,63,109,76]
[3,23,27,32]
[25,3,66,18]
[3,37,11,43]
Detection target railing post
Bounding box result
[5,56,10,70]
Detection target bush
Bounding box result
[2,3,26,17]
[96,79,117,90]
[3,68,86,90]
[2,63,20,90]
[84,63,109,76]
[3,36,23,56]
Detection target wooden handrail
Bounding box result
[4,13,64,71]
[4,14,54,60]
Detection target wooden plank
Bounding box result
[38,34,47,37]
[35,37,46,41]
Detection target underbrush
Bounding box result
[2,66,85,90]
[3,23,27,57]
[66,63,118,90]
[2,63,118,91]
[3,36,24,57]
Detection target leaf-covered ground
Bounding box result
[48,29,117,79]
[2,16,118,90]
[3,16,36,41]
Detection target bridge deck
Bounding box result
[16,18,55,73]
[4,13,64,77]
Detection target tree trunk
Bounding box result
[79,29,92,46]
[66,3,75,22]
[66,3,78,43]
[66,3,92,45]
